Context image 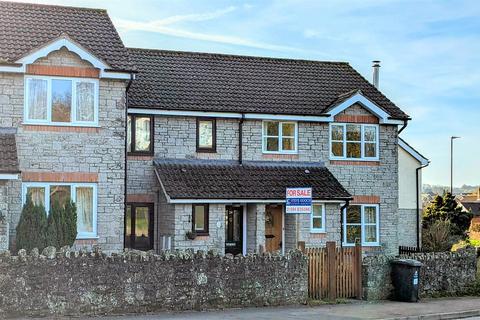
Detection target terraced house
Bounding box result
[0,1,423,255]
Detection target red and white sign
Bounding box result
[286,187,312,214]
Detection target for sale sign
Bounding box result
[286,187,312,214]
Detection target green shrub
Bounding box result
[15,195,47,252]
[46,200,77,248]
[422,220,460,252]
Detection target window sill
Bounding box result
[196,149,217,154]
[342,243,380,247]
[23,124,101,133]
[330,160,380,166]
[310,230,326,234]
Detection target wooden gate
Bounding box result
[303,241,362,300]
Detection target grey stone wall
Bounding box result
[362,249,478,300]
[0,48,127,252]
[0,248,307,317]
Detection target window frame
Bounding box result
[342,204,380,246]
[262,120,298,154]
[21,182,98,239]
[125,202,154,251]
[24,75,99,127]
[310,203,326,233]
[192,204,209,236]
[329,123,379,161]
[196,117,216,153]
[127,114,154,156]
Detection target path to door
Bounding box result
[21,297,480,320]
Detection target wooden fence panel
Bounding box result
[303,241,362,300]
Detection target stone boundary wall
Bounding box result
[0,247,307,317]
[362,249,477,300]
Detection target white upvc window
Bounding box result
[329,123,379,160]
[262,121,298,153]
[22,182,98,239]
[310,203,326,233]
[343,204,380,246]
[24,76,99,126]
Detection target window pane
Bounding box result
[52,79,72,122]
[313,205,322,217]
[332,142,344,157]
[331,125,343,141]
[127,116,132,152]
[27,79,47,120]
[135,117,151,151]
[313,217,322,229]
[347,142,361,158]
[282,123,295,136]
[198,120,213,148]
[76,187,94,234]
[282,137,295,151]
[365,143,376,158]
[194,205,205,231]
[76,82,95,122]
[364,126,376,141]
[50,185,71,211]
[364,206,377,223]
[346,124,361,141]
[347,206,361,223]
[135,207,149,237]
[266,137,279,151]
[346,225,361,244]
[27,187,45,207]
[265,122,279,136]
[365,225,377,243]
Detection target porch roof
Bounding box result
[0,131,19,174]
[154,159,351,202]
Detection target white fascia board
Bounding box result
[0,65,25,73]
[0,174,19,180]
[100,70,132,80]
[128,108,330,122]
[168,198,347,204]
[398,139,429,166]
[326,92,404,125]
[17,37,109,70]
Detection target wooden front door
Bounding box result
[125,203,154,251]
[225,206,243,255]
[265,205,283,252]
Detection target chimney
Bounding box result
[372,60,380,88]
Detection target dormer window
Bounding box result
[24,76,98,126]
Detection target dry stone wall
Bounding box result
[0,247,307,317]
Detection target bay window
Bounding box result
[310,204,325,233]
[330,123,379,160]
[22,183,97,239]
[24,76,98,126]
[343,204,379,246]
[262,121,297,153]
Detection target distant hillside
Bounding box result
[423,184,479,195]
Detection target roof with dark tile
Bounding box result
[0,1,134,71]
[128,48,409,120]
[0,133,19,174]
[459,201,480,215]
[154,159,351,200]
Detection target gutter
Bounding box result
[398,119,408,134]
[416,161,430,250]
[124,72,134,249]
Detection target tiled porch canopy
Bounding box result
[0,130,19,174]
[154,159,352,201]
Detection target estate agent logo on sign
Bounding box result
[286,187,312,214]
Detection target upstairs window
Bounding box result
[262,121,297,153]
[127,115,153,155]
[196,118,216,152]
[330,123,379,160]
[25,76,98,126]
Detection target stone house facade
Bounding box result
[0,2,423,256]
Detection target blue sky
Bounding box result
[13,0,480,186]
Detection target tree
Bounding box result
[423,192,472,236]
[16,195,47,252]
[46,200,77,248]
[422,220,458,252]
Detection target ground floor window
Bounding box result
[22,182,97,239]
[125,203,154,251]
[310,204,326,233]
[192,204,209,235]
[343,204,379,246]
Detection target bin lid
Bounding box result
[391,259,423,267]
